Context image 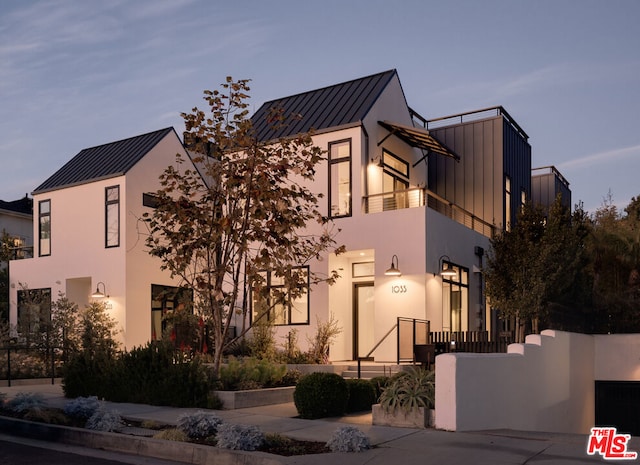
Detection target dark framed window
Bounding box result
[143,192,160,208]
[382,149,410,210]
[38,199,51,256]
[105,186,120,248]
[329,139,352,218]
[442,263,469,332]
[151,284,194,341]
[251,266,309,325]
[17,288,52,340]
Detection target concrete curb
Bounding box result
[0,415,285,465]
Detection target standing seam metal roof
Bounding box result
[33,127,175,194]
[251,69,398,142]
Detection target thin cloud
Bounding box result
[557,144,640,170]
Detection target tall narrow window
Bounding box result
[382,149,409,210]
[441,263,469,332]
[329,140,351,217]
[106,186,120,248]
[38,199,51,256]
[505,176,512,232]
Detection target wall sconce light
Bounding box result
[385,254,402,276]
[91,282,109,299]
[437,255,458,278]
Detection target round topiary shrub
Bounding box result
[346,378,376,412]
[293,372,348,419]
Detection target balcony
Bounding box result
[363,188,495,238]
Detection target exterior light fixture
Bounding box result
[438,255,458,278]
[385,254,402,276]
[91,282,109,299]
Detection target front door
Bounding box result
[353,282,375,359]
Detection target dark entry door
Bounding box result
[595,381,640,436]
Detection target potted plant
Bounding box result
[372,366,435,428]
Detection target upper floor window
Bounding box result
[106,186,120,248]
[143,192,160,209]
[329,139,351,218]
[38,199,51,256]
[382,149,410,210]
[251,266,309,325]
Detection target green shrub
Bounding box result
[345,378,376,412]
[218,357,286,390]
[379,367,435,413]
[293,372,348,419]
[63,341,213,407]
[177,410,222,440]
[369,376,391,402]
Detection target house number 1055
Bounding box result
[392,285,407,294]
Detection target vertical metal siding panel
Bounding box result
[492,118,506,227]
[464,124,486,218]
[453,127,464,206]
[461,125,473,214]
[445,127,456,200]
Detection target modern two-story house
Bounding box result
[9,69,570,362]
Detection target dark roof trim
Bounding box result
[251,70,397,143]
[33,127,176,194]
[377,120,460,162]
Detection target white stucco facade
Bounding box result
[9,130,187,348]
[8,70,520,361]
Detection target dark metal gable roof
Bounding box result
[251,69,398,142]
[34,127,175,194]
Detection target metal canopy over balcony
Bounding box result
[377,120,460,162]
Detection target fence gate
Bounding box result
[595,381,640,436]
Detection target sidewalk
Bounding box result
[0,382,622,464]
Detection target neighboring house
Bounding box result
[0,195,33,258]
[9,128,189,347]
[1,195,33,321]
[9,69,571,361]
[531,165,572,213]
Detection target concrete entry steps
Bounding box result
[340,362,405,379]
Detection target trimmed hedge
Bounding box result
[345,378,376,412]
[293,372,348,419]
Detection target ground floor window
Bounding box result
[251,266,309,325]
[442,263,469,332]
[150,284,193,341]
[17,288,52,343]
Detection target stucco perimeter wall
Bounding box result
[435,330,596,433]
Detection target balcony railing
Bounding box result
[363,188,496,238]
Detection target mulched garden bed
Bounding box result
[0,407,330,456]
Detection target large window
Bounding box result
[442,263,469,332]
[151,284,193,341]
[251,267,309,325]
[329,140,351,217]
[382,149,409,210]
[17,288,52,341]
[38,200,51,256]
[105,185,120,248]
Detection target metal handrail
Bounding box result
[356,323,398,379]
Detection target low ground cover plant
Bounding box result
[0,393,370,456]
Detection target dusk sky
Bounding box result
[1,0,638,214]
